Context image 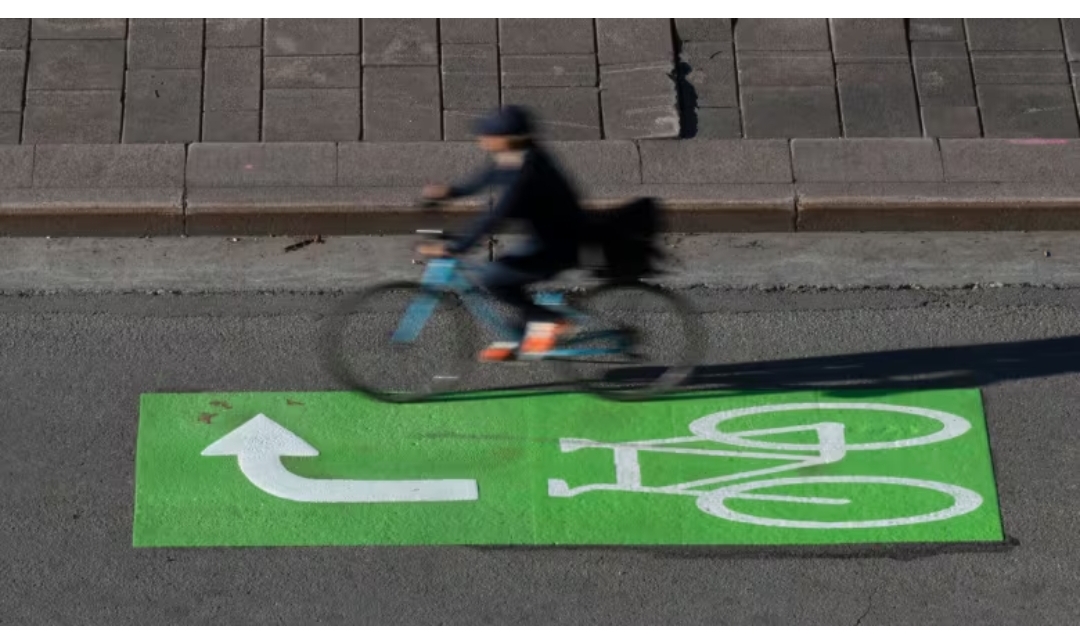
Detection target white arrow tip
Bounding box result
[201,413,319,458]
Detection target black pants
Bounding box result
[478,255,568,334]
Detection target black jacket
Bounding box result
[446,144,587,269]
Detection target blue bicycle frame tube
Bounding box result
[392,257,628,355]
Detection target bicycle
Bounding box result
[321,225,703,403]
[548,402,985,529]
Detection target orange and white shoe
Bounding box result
[478,341,519,362]
[519,321,573,359]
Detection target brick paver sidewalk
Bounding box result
[2,19,1080,237]
[3,19,1079,143]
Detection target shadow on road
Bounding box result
[686,333,1080,396]
[400,333,1080,403]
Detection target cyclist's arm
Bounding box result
[447,163,498,198]
[447,169,526,255]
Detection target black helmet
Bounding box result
[473,105,533,137]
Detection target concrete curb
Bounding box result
[4,138,1080,236]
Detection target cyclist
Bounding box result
[419,105,588,362]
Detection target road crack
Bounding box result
[854,583,882,626]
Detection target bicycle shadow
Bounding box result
[381,333,1080,403]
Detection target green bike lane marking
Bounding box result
[133,389,1004,547]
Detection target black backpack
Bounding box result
[584,197,665,280]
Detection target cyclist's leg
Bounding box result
[476,259,550,360]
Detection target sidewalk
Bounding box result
[2,19,1080,236]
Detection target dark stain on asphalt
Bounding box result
[197,412,217,424]
[209,400,232,410]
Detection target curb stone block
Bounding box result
[498,19,595,55]
[675,19,731,43]
[362,67,441,142]
[127,19,203,70]
[639,139,792,183]
[921,106,982,138]
[263,55,361,89]
[184,187,489,236]
[736,51,835,87]
[0,112,19,143]
[940,138,1080,182]
[337,142,487,187]
[600,63,679,139]
[362,19,438,66]
[908,19,965,41]
[735,19,830,52]
[262,89,361,142]
[0,19,29,48]
[829,19,909,62]
[28,39,125,90]
[791,138,944,182]
[545,141,642,186]
[206,19,261,48]
[912,52,976,107]
[440,19,497,45]
[500,55,596,88]
[976,84,1080,138]
[0,188,183,237]
[31,19,125,40]
[264,19,360,56]
[740,85,840,138]
[441,44,499,111]
[679,42,737,108]
[0,51,26,112]
[691,108,742,138]
[837,63,921,137]
[0,145,33,187]
[501,87,600,140]
[442,110,485,140]
[1063,19,1080,61]
[122,69,202,143]
[970,52,1070,85]
[22,91,121,144]
[186,143,336,187]
[965,19,1063,51]
[202,111,260,142]
[33,144,185,187]
[596,18,673,66]
[797,182,1080,231]
[204,48,262,111]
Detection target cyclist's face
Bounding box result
[479,135,512,153]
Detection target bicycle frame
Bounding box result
[391,257,630,358]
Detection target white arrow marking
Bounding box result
[201,414,478,503]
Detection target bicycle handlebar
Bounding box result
[414,197,462,243]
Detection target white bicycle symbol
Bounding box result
[547,403,984,529]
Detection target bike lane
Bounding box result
[133,389,1004,547]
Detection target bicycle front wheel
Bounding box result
[321,282,474,403]
[554,280,703,401]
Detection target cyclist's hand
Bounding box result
[422,184,450,200]
[417,242,449,257]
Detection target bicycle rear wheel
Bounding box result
[553,280,703,401]
[321,282,474,403]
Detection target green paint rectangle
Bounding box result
[133,390,1004,547]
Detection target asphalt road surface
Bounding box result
[3,285,1079,625]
